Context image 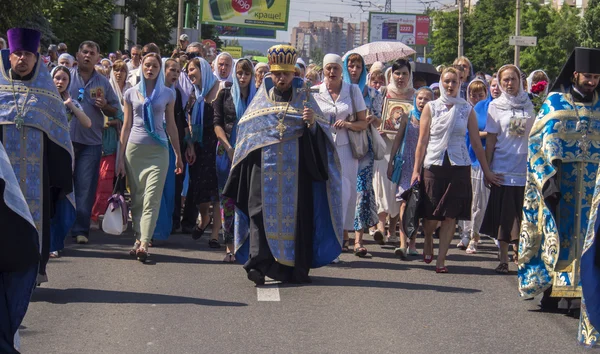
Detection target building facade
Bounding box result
[290,18,369,62]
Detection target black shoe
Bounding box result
[181,225,194,234]
[171,221,181,234]
[247,269,265,285]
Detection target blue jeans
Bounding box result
[70,143,102,238]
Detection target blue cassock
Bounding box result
[230,76,343,268]
[0,50,74,351]
[518,91,600,347]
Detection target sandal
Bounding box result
[192,217,213,240]
[495,263,509,274]
[342,240,350,252]
[465,240,478,254]
[373,230,385,245]
[129,241,141,256]
[223,252,236,263]
[394,247,407,260]
[49,251,60,259]
[208,238,221,249]
[423,254,433,264]
[136,246,149,262]
[353,243,368,257]
[408,247,419,256]
[435,267,449,273]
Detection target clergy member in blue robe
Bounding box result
[0,28,74,287]
[223,45,343,285]
[519,47,600,347]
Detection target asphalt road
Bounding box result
[21,229,591,354]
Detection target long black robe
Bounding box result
[223,87,329,283]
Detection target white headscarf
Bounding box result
[370,61,385,74]
[213,52,233,83]
[493,65,534,111]
[466,78,488,107]
[323,54,343,68]
[526,69,549,96]
[386,62,414,99]
[109,64,131,109]
[428,70,469,158]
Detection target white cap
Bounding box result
[323,54,343,69]
[179,34,189,41]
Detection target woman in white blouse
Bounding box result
[313,54,369,256]
[412,67,500,273]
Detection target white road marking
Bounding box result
[256,284,281,301]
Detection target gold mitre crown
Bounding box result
[267,45,298,72]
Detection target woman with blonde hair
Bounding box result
[116,53,184,261]
[412,67,500,272]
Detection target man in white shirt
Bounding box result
[126,44,142,85]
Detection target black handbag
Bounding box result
[401,182,422,239]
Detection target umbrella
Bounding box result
[411,62,440,86]
[343,41,416,65]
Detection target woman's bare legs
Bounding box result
[436,218,457,268]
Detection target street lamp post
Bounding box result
[514,0,521,66]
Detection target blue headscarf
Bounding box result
[191,57,219,145]
[138,55,168,147]
[410,86,434,121]
[467,79,492,165]
[342,54,369,106]
[230,58,257,147]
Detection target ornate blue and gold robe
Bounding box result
[0,50,74,277]
[519,91,600,346]
[223,77,342,282]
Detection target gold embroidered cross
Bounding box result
[276,111,287,140]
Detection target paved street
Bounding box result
[22,229,589,354]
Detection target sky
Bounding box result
[275,0,458,42]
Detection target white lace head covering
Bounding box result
[493,65,534,111]
[213,52,234,83]
[427,67,469,161]
[386,60,414,99]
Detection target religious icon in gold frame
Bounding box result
[380,98,413,134]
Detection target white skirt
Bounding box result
[338,143,359,230]
[373,137,400,218]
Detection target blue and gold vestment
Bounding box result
[519,91,600,347]
[225,76,343,274]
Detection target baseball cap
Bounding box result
[179,34,189,41]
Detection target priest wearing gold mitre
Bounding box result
[223,45,342,285]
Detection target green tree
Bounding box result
[578,0,600,48]
[465,0,515,73]
[429,9,459,66]
[520,2,580,78]
[43,0,115,54]
[310,47,324,66]
[0,0,49,33]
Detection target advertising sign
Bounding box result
[202,0,291,31]
[369,12,430,46]
[215,25,277,38]
[222,46,243,59]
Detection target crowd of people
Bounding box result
[0,27,599,352]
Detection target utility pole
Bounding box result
[458,0,464,57]
[177,0,184,42]
[514,0,521,66]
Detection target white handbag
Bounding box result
[102,178,128,235]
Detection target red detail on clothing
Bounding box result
[91,155,116,221]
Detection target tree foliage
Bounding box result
[43,0,115,54]
[430,0,582,78]
[578,0,600,48]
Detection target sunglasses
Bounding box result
[77,88,84,102]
